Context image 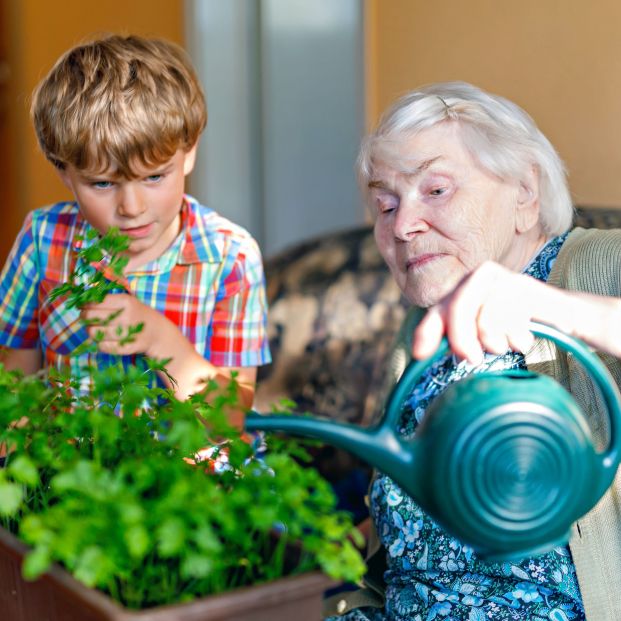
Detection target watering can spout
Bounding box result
[245,410,413,486]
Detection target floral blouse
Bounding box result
[331,234,586,621]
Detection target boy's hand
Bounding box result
[81,293,176,358]
[80,293,257,407]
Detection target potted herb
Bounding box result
[0,230,365,620]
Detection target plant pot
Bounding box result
[0,527,335,621]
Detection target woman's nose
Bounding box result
[117,184,146,218]
[393,198,429,241]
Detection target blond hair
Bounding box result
[31,34,207,177]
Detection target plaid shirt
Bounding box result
[0,196,271,383]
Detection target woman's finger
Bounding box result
[442,264,503,364]
[506,327,535,355]
[412,305,445,359]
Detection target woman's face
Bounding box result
[370,123,545,308]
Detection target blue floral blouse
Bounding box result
[331,234,586,621]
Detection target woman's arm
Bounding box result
[412,261,621,363]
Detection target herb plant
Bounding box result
[0,228,365,609]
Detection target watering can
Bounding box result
[246,322,621,561]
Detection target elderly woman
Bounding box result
[327,82,621,621]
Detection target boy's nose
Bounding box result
[117,185,146,218]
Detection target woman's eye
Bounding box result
[429,187,446,196]
[375,194,399,213]
[422,177,454,199]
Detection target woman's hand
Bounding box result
[412,261,621,363]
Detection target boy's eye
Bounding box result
[146,174,163,183]
[91,181,113,189]
[429,187,446,196]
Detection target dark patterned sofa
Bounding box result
[254,207,621,522]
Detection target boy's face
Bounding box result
[58,146,197,270]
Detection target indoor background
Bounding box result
[0,0,619,263]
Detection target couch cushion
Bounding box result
[255,225,408,427]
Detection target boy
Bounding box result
[0,35,270,408]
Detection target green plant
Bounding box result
[0,229,365,610]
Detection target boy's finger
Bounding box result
[81,307,125,321]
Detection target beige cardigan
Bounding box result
[529,227,621,621]
[325,227,621,620]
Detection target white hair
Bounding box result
[358,81,574,236]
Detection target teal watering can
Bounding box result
[246,322,621,561]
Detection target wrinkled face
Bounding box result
[59,147,197,271]
[369,123,542,308]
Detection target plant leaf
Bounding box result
[0,481,23,516]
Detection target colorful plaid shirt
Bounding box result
[0,195,271,384]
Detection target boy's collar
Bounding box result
[177,195,222,266]
[73,196,222,275]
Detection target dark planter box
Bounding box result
[0,528,334,621]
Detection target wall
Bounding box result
[4,1,618,263]
[186,0,366,257]
[0,3,14,262]
[365,0,621,210]
[0,0,183,260]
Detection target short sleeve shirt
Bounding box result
[0,195,271,382]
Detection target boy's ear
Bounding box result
[183,143,199,176]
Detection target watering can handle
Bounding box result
[382,320,621,468]
[530,321,621,469]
